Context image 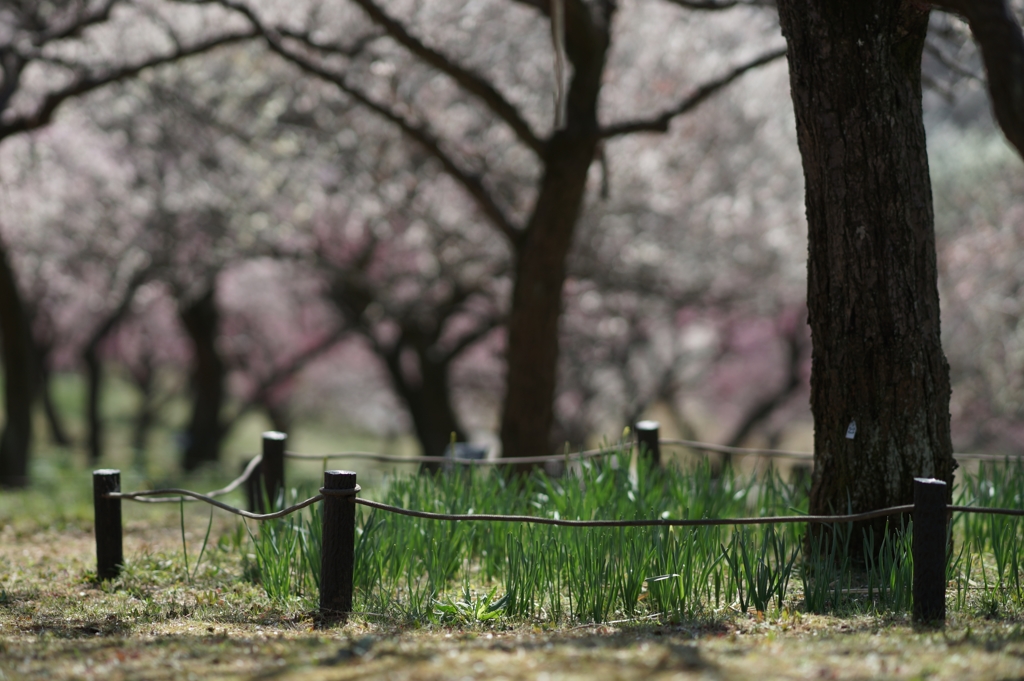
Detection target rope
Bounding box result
[284,447,612,465]
[103,481,1024,527]
[320,484,362,497]
[351,499,915,527]
[656,439,1024,463]
[659,438,811,458]
[108,488,323,520]
[120,455,263,504]
[284,441,1024,466]
[954,452,1024,462]
[950,504,1024,517]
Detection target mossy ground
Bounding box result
[2,515,1024,681]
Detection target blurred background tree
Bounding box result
[0,0,1021,489]
[0,0,255,485]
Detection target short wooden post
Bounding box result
[259,431,287,512]
[93,469,123,581]
[245,457,262,513]
[320,470,357,619]
[635,420,661,468]
[913,477,947,625]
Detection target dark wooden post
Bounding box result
[913,477,947,625]
[93,469,123,581]
[258,431,286,512]
[320,470,357,619]
[245,457,262,513]
[635,420,661,468]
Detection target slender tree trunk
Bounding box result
[499,0,612,471]
[82,278,146,463]
[262,399,291,435]
[84,344,104,464]
[130,358,156,473]
[500,157,591,471]
[0,236,33,487]
[179,285,226,472]
[777,2,955,545]
[383,343,466,474]
[36,344,71,447]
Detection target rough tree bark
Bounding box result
[777,1,954,545]
[0,235,34,487]
[776,0,1024,545]
[179,285,227,471]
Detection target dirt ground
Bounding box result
[2,520,1024,681]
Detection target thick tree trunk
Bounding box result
[179,285,226,472]
[777,2,956,542]
[383,343,466,474]
[0,236,33,487]
[499,0,612,471]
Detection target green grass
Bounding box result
[9,390,1024,629]
[5,445,1024,680]
[9,373,1024,626]
[224,449,1024,626]
[0,370,426,531]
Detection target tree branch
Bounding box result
[0,52,26,115]
[599,46,786,138]
[36,0,120,45]
[441,314,503,364]
[221,326,350,431]
[724,322,804,448]
[660,0,775,9]
[924,39,983,84]
[348,0,544,155]
[275,26,382,58]
[83,266,153,356]
[508,0,547,14]
[211,0,523,244]
[930,0,1024,159]
[0,29,257,140]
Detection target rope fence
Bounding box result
[118,454,264,504]
[151,421,1019,509]
[91,428,1024,625]
[280,429,1024,467]
[349,499,916,527]
[282,446,612,466]
[108,487,324,520]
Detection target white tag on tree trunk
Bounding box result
[845,420,857,439]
